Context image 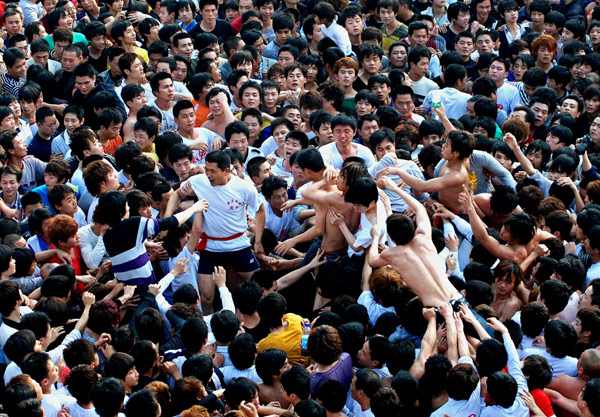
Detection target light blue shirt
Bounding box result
[423,87,471,120]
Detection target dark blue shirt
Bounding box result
[27,133,54,162]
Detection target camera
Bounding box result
[576,136,592,155]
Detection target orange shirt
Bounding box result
[102,135,123,157]
[191,99,211,127]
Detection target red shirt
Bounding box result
[531,388,554,417]
[49,244,86,295]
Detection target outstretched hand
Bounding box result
[457,185,473,211]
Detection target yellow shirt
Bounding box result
[257,313,306,363]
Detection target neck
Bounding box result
[78,401,94,409]
[591,252,600,264]
[178,127,194,138]
[507,21,518,30]
[88,44,101,54]
[537,61,553,72]
[201,19,216,31]
[349,33,361,45]
[359,398,370,411]
[42,385,52,395]
[9,155,22,167]
[408,70,422,81]
[433,4,445,15]
[155,97,172,110]
[123,43,137,53]
[451,22,465,32]
[7,308,21,322]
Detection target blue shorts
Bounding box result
[198,247,260,275]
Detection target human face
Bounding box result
[238,0,253,14]
[173,158,191,179]
[390,45,407,68]
[205,161,229,186]
[156,78,175,102]
[242,87,260,109]
[530,103,549,127]
[5,14,22,36]
[589,117,600,140]
[62,51,82,73]
[254,161,274,185]
[537,46,553,65]
[173,61,188,82]
[526,149,543,169]
[54,41,69,60]
[495,275,515,296]
[284,138,303,159]
[585,96,600,114]
[210,63,221,82]
[409,28,428,45]
[176,37,194,58]
[357,341,373,367]
[476,34,494,53]
[379,7,396,24]
[512,59,529,82]
[356,99,374,117]
[561,28,576,43]
[175,107,196,133]
[259,3,274,21]
[208,93,225,117]
[39,115,58,137]
[284,108,301,130]
[103,122,122,140]
[373,139,395,161]
[8,101,20,118]
[394,93,415,118]
[411,57,429,78]
[263,88,279,111]
[272,125,290,148]
[363,54,381,75]
[560,98,580,118]
[286,68,305,90]
[278,51,295,68]
[372,82,390,104]
[312,123,332,145]
[8,58,26,79]
[229,132,249,155]
[44,172,59,188]
[13,40,28,58]
[268,186,288,211]
[489,61,507,83]
[128,58,145,82]
[159,5,174,24]
[333,124,355,149]
[275,28,291,46]
[0,113,15,131]
[178,5,194,24]
[530,11,544,28]
[579,284,596,309]
[31,51,49,68]
[58,193,78,215]
[90,34,106,52]
[454,10,470,29]
[243,116,261,141]
[124,367,139,389]
[493,151,513,171]
[544,22,557,37]
[75,75,96,96]
[225,6,240,22]
[345,14,363,37]
[590,26,600,45]
[122,25,137,46]
[58,12,74,29]
[476,0,491,21]
[1,173,18,196]
[134,130,154,152]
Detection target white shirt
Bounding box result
[347,198,388,257]
[265,202,299,241]
[168,246,200,294]
[423,87,471,120]
[411,76,440,104]
[220,365,263,384]
[63,402,99,417]
[180,174,262,251]
[148,101,178,133]
[585,262,600,288]
[432,357,481,417]
[521,348,578,379]
[319,142,376,170]
[181,128,222,165]
[496,82,521,115]
[321,18,352,56]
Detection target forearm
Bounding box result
[165,191,182,217]
[35,248,58,263]
[297,208,315,220]
[338,223,356,247]
[74,305,91,333]
[81,237,106,269]
[396,170,427,193]
[254,206,265,246]
[174,204,198,225]
[277,261,319,291]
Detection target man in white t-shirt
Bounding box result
[166,150,265,313]
[319,114,376,170]
[262,175,299,242]
[489,56,521,115]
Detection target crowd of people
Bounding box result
[0,0,599,416]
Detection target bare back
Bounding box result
[438,162,469,212]
[381,234,457,307]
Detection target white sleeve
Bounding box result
[48,329,82,364]
[503,332,528,393]
[218,287,235,313]
[79,230,106,269]
[451,215,474,242]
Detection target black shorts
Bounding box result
[198,247,260,274]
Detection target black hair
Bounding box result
[281,366,311,400]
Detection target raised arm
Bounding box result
[380,177,430,236]
[174,199,209,225]
[504,132,535,176]
[410,308,438,380]
[459,186,520,261]
[276,250,326,292]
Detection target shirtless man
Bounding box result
[201,88,236,139]
[545,349,600,417]
[378,130,475,212]
[459,185,537,264]
[275,150,362,258]
[368,178,457,308]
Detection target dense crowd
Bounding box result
[0,0,598,416]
